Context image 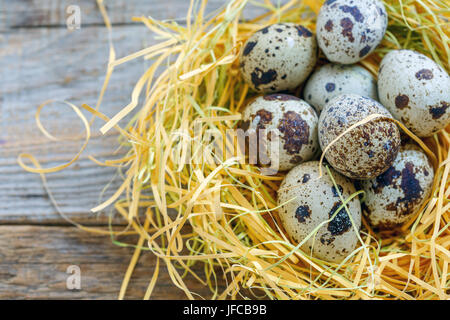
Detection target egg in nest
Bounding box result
[360,143,434,229]
[239,23,317,93]
[318,94,401,180]
[277,161,361,263]
[378,49,450,137]
[316,0,387,64]
[303,63,378,113]
[239,94,319,172]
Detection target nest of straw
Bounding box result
[20,0,449,299]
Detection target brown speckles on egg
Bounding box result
[331,185,344,197]
[250,68,278,90]
[277,162,361,263]
[429,101,449,120]
[278,111,310,155]
[253,109,273,127]
[243,41,257,56]
[325,83,336,92]
[325,20,334,32]
[415,68,434,80]
[372,166,401,194]
[397,162,423,210]
[361,144,434,229]
[385,203,397,211]
[359,45,371,58]
[295,205,311,223]
[395,94,409,109]
[339,5,364,22]
[302,174,311,183]
[327,201,352,236]
[340,18,355,42]
[295,25,313,38]
[320,234,335,245]
[377,6,386,16]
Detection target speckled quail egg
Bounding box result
[239,23,317,93]
[239,94,319,171]
[378,49,450,137]
[303,63,378,113]
[360,143,434,229]
[319,94,401,180]
[316,0,387,64]
[277,161,361,263]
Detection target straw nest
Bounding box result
[20,0,449,300]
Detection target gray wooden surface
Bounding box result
[0,225,218,299]
[0,0,242,299]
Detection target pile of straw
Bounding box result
[20,0,449,299]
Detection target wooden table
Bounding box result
[0,0,241,299]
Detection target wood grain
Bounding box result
[1,0,222,30]
[0,225,223,299]
[0,0,282,225]
[0,0,270,30]
[0,25,152,224]
[0,1,223,299]
[0,0,276,299]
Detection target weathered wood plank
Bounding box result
[0,225,224,299]
[0,25,153,224]
[0,0,288,225]
[0,0,289,300]
[0,0,275,31]
[0,0,224,30]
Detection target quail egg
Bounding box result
[378,49,450,137]
[319,94,401,180]
[277,161,361,263]
[316,0,388,64]
[239,23,317,93]
[240,94,319,171]
[303,63,378,113]
[360,143,434,229]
